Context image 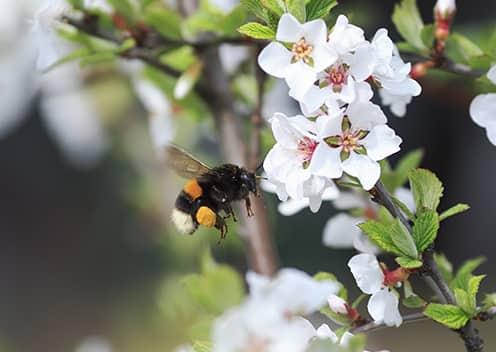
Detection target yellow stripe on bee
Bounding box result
[184,179,203,200]
[196,206,216,228]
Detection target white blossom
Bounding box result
[435,0,456,16]
[348,254,403,327]
[469,65,496,146]
[258,14,337,99]
[31,0,71,70]
[84,0,113,13]
[133,79,175,149]
[327,294,348,315]
[310,101,401,190]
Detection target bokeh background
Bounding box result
[1,0,495,351]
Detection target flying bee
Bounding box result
[166,145,259,239]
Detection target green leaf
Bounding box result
[305,0,338,20]
[483,293,496,310]
[391,195,415,222]
[439,204,470,221]
[409,169,444,213]
[192,341,211,352]
[241,0,271,23]
[174,61,203,99]
[143,6,182,39]
[285,0,306,22]
[403,295,426,308]
[424,303,470,329]
[238,22,276,39]
[412,210,439,252]
[393,149,424,188]
[446,33,484,65]
[434,253,453,283]
[451,257,485,291]
[261,0,285,16]
[420,24,435,49]
[359,220,403,256]
[390,219,418,258]
[468,275,486,307]
[455,288,475,316]
[392,0,426,51]
[396,256,423,269]
[107,0,136,20]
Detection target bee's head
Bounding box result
[240,169,258,196]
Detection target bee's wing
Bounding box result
[164,145,211,179]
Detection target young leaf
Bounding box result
[420,24,435,48]
[144,7,182,39]
[403,294,426,308]
[439,203,470,221]
[396,256,423,269]
[241,0,271,23]
[482,293,496,311]
[409,169,444,213]
[468,275,486,307]
[446,33,484,64]
[412,210,439,252]
[455,288,475,316]
[286,0,306,22]
[434,252,453,282]
[451,257,485,291]
[390,219,418,258]
[238,22,276,39]
[359,220,403,256]
[305,0,338,21]
[424,303,470,329]
[392,0,426,51]
[261,0,285,16]
[394,149,424,188]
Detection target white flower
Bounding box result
[469,65,496,146]
[258,14,337,99]
[133,79,175,149]
[328,15,366,55]
[323,188,414,253]
[32,0,71,70]
[379,89,413,117]
[435,0,456,16]
[310,102,402,190]
[348,254,402,327]
[84,0,113,13]
[212,298,315,352]
[263,112,338,212]
[327,294,348,315]
[246,268,340,316]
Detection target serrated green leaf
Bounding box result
[241,0,271,23]
[396,256,423,269]
[409,169,444,213]
[455,288,474,316]
[446,33,484,65]
[439,204,470,221]
[451,257,485,291]
[261,0,285,16]
[359,220,403,256]
[392,0,426,51]
[391,219,418,258]
[424,303,470,329]
[434,252,453,282]
[412,210,439,252]
[238,22,275,39]
[468,275,486,307]
[286,0,306,22]
[305,0,338,20]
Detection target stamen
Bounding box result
[297,136,318,168]
[291,38,313,64]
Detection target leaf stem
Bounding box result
[351,312,426,334]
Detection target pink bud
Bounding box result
[328,294,348,315]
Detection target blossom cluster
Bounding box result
[261,14,421,211]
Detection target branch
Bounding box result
[370,181,484,352]
[351,312,427,334]
[401,52,485,78]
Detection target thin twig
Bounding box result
[351,312,427,334]
[401,52,485,78]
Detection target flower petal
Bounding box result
[361,125,402,161]
[323,213,361,249]
[276,13,303,42]
[310,143,343,178]
[286,61,317,100]
[470,93,496,128]
[348,253,384,294]
[342,152,381,190]
[367,289,403,327]
[258,42,292,78]
[312,45,338,72]
[346,101,387,131]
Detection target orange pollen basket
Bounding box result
[196,206,216,228]
[184,179,203,200]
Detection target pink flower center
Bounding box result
[339,129,361,153]
[297,137,318,168]
[245,337,270,352]
[326,63,349,92]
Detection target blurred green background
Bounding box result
[1,0,495,351]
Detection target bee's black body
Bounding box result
[170,155,258,238]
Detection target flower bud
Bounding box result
[435,0,456,18]
[328,294,348,315]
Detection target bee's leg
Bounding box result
[227,204,237,222]
[215,215,228,243]
[245,197,254,217]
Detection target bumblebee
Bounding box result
[166,145,259,239]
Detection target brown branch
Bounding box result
[370,181,484,352]
[351,312,427,334]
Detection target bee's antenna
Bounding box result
[255,175,268,180]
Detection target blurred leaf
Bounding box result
[241,0,272,24]
[409,169,444,213]
[107,0,136,19]
[451,257,485,291]
[238,22,276,39]
[174,61,203,99]
[483,293,496,310]
[434,253,453,283]
[144,6,182,39]
[420,24,435,49]
[261,0,286,16]
[286,0,306,22]
[392,0,426,51]
[161,46,198,72]
[391,195,415,222]
[445,33,484,65]
[412,210,439,252]
[306,0,338,21]
[455,288,474,316]
[192,340,212,352]
[396,257,423,269]
[394,149,424,187]
[439,203,470,221]
[424,303,470,329]
[402,283,426,308]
